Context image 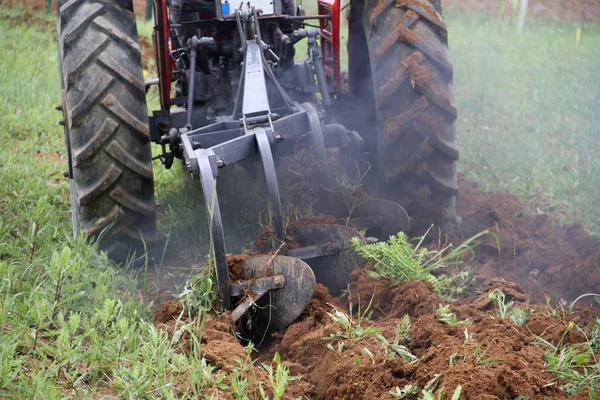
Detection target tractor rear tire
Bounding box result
[348,0,458,233]
[57,0,156,259]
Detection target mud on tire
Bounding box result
[57,0,156,259]
[348,0,458,232]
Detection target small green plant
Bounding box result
[390,383,419,398]
[463,327,474,344]
[362,347,375,364]
[544,295,561,319]
[488,290,533,326]
[508,305,534,326]
[420,385,462,400]
[375,314,415,362]
[375,332,418,363]
[488,289,514,319]
[335,163,371,225]
[324,307,381,342]
[567,293,600,313]
[397,314,412,344]
[449,352,467,367]
[180,261,220,316]
[325,294,379,343]
[435,304,471,326]
[424,374,443,393]
[261,352,298,400]
[592,315,600,350]
[473,344,501,368]
[326,341,346,355]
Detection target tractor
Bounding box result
[56,0,457,329]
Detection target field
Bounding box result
[0,2,599,399]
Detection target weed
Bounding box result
[326,341,346,355]
[435,304,471,326]
[536,323,600,396]
[424,373,443,392]
[448,352,466,367]
[420,385,462,400]
[374,316,416,363]
[397,314,412,344]
[375,332,418,363]
[488,289,514,318]
[488,290,534,326]
[261,352,299,400]
[352,230,488,299]
[473,344,501,368]
[508,306,534,327]
[463,328,474,344]
[324,307,380,342]
[567,293,600,313]
[390,383,419,398]
[180,260,220,316]
[362,347,375,364]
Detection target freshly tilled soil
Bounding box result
[154,179,600,398]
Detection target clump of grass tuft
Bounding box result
[488,290,534,326]
[352,230,488,299]
[535,321,600,396]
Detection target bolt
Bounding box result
[185,161,192,171]
[216,158,225,168]
[63,171,69,178]
[274,133,284,142]
[55,104,63,111]
[58,119,65,126]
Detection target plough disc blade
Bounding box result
[240,255,316,331]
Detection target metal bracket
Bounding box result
[230,275,285,323]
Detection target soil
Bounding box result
[455,177,600,304]
[152,178,600,398]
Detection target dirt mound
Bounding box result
[258,272,597,399]
[454,178,600,304]
[155,305,311,398]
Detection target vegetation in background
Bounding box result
[447,11,600,234]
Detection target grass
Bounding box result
[536,322,600,396]
[0,10,297,398]
[447,11,600,234]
